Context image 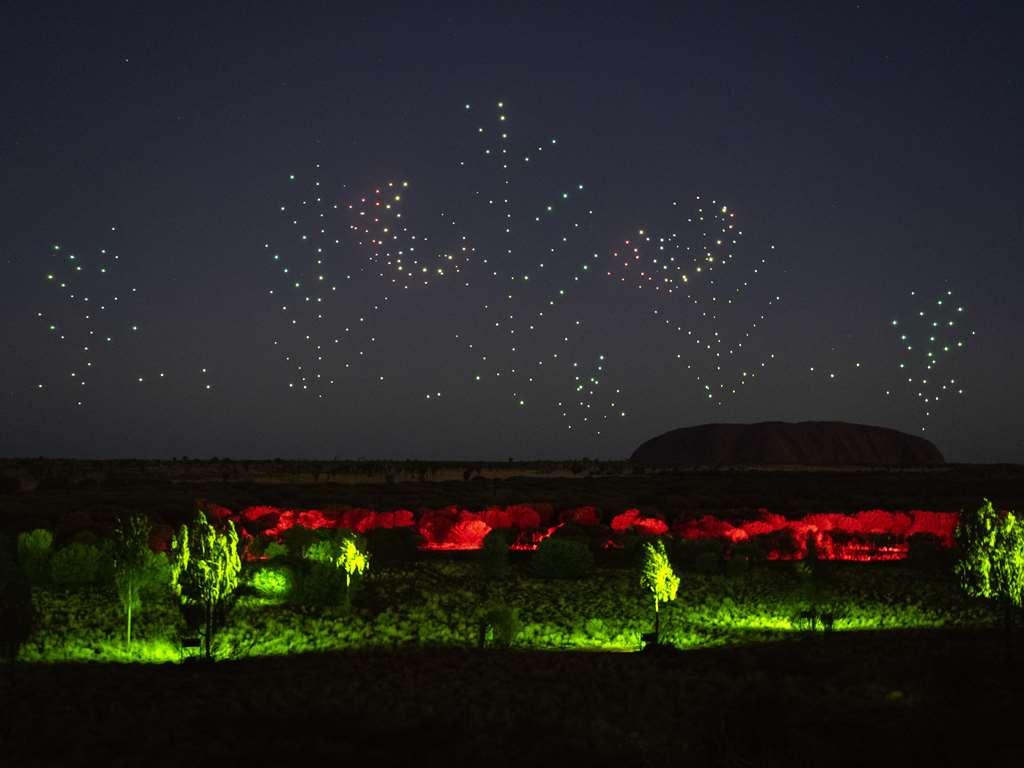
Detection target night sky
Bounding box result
[2,2,1021,462]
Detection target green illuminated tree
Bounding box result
[304,532,369,608]
[112,513,154,649]
[640,539,680,642]
[955,499,1024,657]
[169,511,241,659]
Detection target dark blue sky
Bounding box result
[2,2,1021,462]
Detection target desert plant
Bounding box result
[50,542,104,590]
[480,529,510,581]
[907,532,952,571]
[263,540,289,560]
[640,539,680,642]
[364,528,419,566]
[250,564,294,600]
[112,513,164,649]
[302,533,369,607]
[531,538,594,579]
[169,511,241,660]
[0,577,33,678]
[955,499,1024,657]
[0,533,14,579]
[478,604,520,648]
[16,529,53,586]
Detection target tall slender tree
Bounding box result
[112,513,153,649]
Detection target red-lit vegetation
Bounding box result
[205,501,958,562]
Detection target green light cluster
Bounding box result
[955,499,1024,608]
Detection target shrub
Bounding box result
[169,511,242,659]
[364,528,419,566]
[640,539,680,642]
[279,525,323,558]
[479,604,521,648]
[670,537,724,573]
[730,539,763,564]
[0,533,13,579]
[298,533,370,607]
[552,523,594,542]
[250,564,295,600]
[263,541,289,560]
[294,561,345,606]
[694,550,724,575]
[480,529,510,581]
[17,529,54,585]
[531,538,594,579]
[0,578,33,665]
[724,551,751,578]
[112,513,167,649]
[955,499,1023,653]
[51,542,105,590]
[908,533,952,571]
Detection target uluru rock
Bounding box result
[630,421,944,467]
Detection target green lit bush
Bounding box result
[8,557,1002,662]
[955,499,1024,652]
[17,529,54,586]
[531,538,594,579]
[250,564,295,600]
[279,525,323,558]
[51,542,106,590]
[264,540,289,559]
[297,533,369,608]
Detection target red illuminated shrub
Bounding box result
[561,506,600,526]
[207,501,959,561]
[611,509,669,536]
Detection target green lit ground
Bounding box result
[16,559,997,663]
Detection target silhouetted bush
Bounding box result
[480,529,510,581]
[294,561,345,606]
[0,533,12,579]
[0,577,33,667]
[17,529,53,585]
[694,550,724,575]
[531,538,594,579]
[670,538,724,573]
[279,525,324,558]
[479,604,521,648]
[51,542,106,590]
[750,529,800,560]
[724,550,751,578]
[908,532,953,571]
[731,538,766,563]
[364,527,420,566]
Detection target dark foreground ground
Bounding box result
[1,629,1020,767]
